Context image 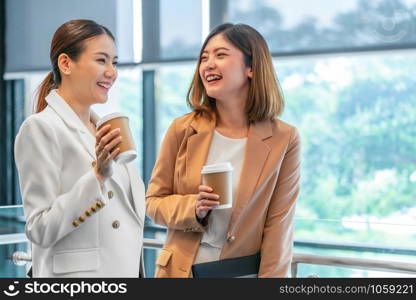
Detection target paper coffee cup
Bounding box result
[201,162,233,209]
[96,112,137,164]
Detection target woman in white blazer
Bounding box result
[14,20,145,277]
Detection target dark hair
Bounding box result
[36,19,114,113]
[187,23,284,122]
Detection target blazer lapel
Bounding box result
[185,114,216,191]
[73,110,100,161]
[46,90,97,160]
[75,131,96,161]
[229,120,273,227]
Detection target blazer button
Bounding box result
[227,235,236,242]
[91,205,97,212]
[96,201,104,208]
[85,209,92,216]
[112,220,120,229]
[72,220,80,227]
[108,191,114,199]
[91,161,97,167]
[79,215,86,222]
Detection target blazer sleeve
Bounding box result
[146,119,204,232]
[258,127,301,277]
[15,117,109,248]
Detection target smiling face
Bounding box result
[199,33,252,103]
[63,33,118,105]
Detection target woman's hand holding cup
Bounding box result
[94,125,122,182]
[195,185,220,219]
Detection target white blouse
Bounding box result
[194,130,247,264]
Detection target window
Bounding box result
[229,0,416,53]
[278,53,416,249]
[155,64,194,148]
[160,0,203,59]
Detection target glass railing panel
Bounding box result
[0,206,25,236]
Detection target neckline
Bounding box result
[214,130,247,141]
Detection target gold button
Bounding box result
[79,215,86,222]
[96,201,104,208]
[72,220,80,227]
[91,205,97,212]
[92,161,97,167]
[112,220,120,229]
[108,191,114,199]
[85,209,92,216]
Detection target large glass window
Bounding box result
[277,40,416,250]
[160,0,203,59]
[229,0,416,53]
[155,64,194,148]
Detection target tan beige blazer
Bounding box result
[146,112,300,277]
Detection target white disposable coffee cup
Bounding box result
[201,162,233,209]
[96,112,137,164]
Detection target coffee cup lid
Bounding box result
[96,112,129,129]
[201,162,233,174]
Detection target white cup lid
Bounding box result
[96,112,129,128]
[201,162,233,174]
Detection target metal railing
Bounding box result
[8,237,416,277]
[290,253,416,277]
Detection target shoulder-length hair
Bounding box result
[186,23,284,122]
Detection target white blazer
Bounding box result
[14,90,145,277]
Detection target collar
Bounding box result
[45,89,100,133]
[189,111,273,141]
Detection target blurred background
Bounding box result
[1,0,416,277]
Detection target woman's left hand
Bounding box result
[195,185,220,219]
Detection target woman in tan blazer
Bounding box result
[146,23,301,278]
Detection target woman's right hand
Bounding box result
[94,125,122,182]
[196,185,220,219]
